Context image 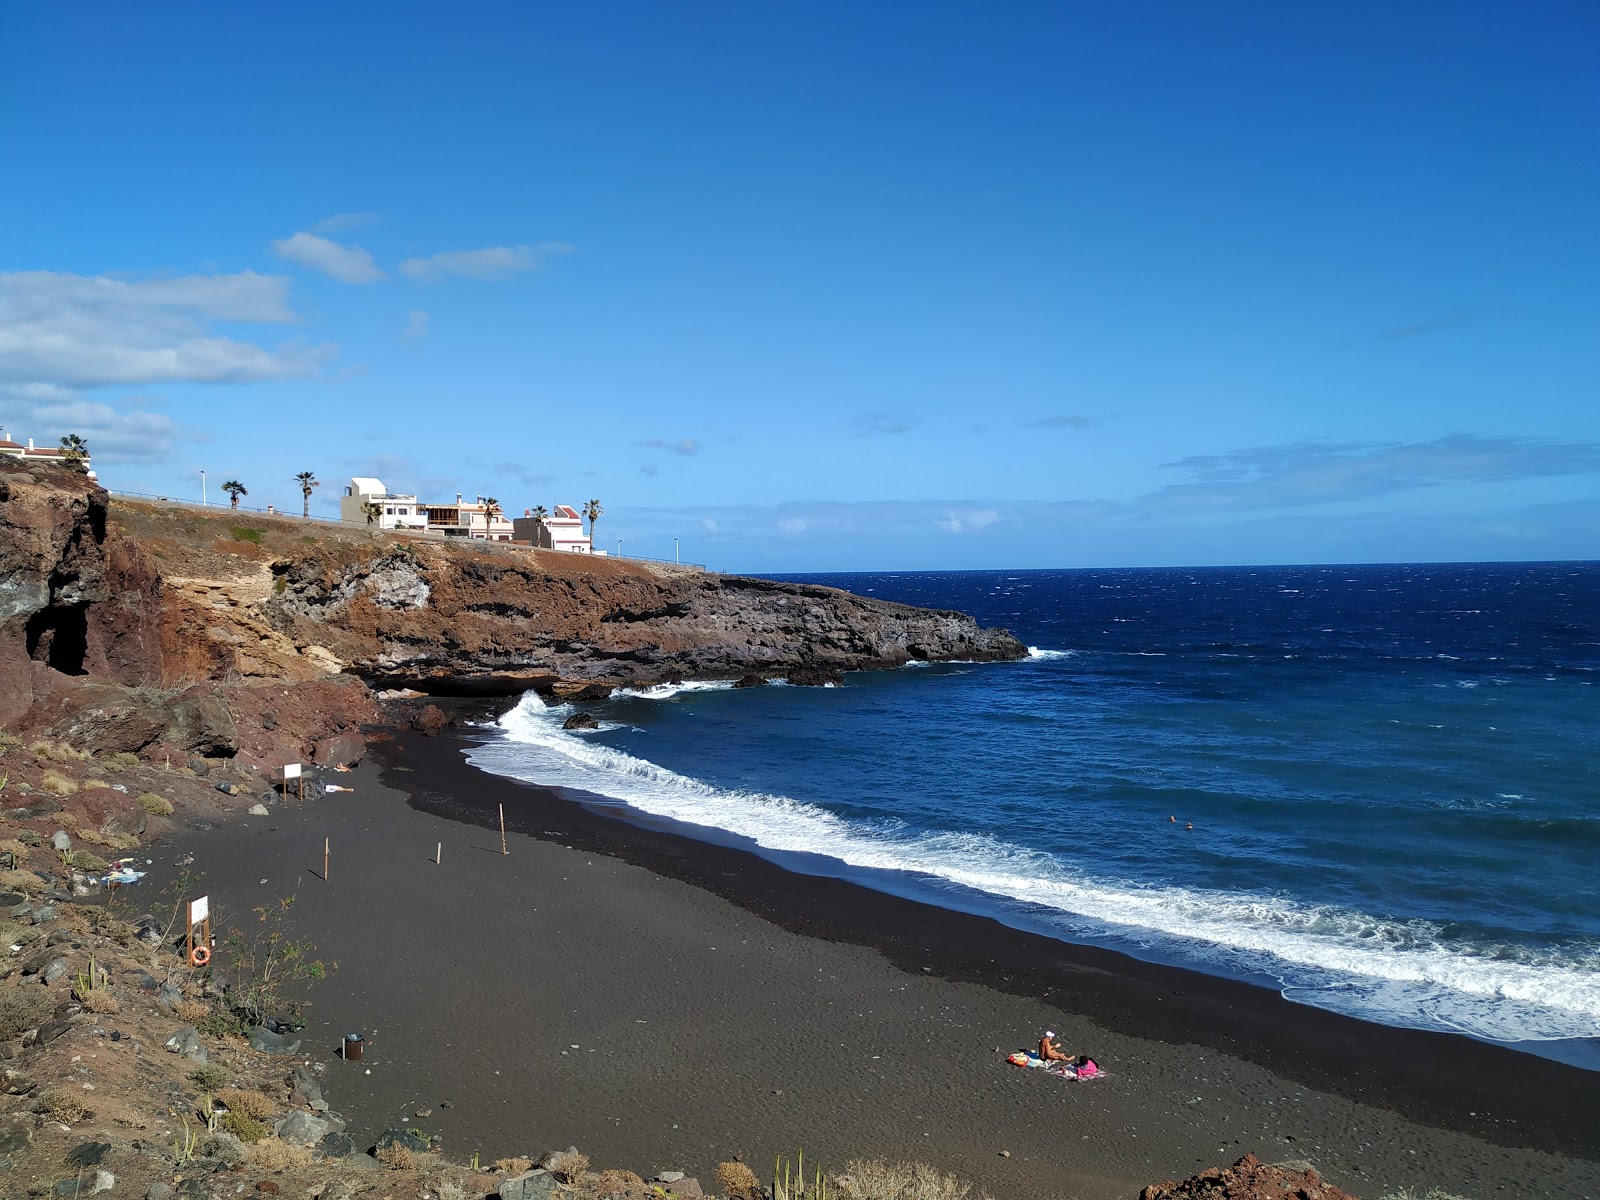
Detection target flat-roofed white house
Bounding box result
[512,504,596,553]
[339,478,427,531]
[0,431,96,479]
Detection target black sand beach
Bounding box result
[150,728,1600,1200]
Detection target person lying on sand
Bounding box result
[1039,1031,1074,1061]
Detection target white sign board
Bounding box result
[283,762,302,780]
[188,895,209,926]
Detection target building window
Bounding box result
[385,507,394,515]
[398,508,409,515]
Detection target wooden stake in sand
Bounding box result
[324,836,330,881]
[500,803,507,855]
[435,841,442,865]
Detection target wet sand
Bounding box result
[152,727,1600,1200]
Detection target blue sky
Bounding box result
[1,2,1595,571]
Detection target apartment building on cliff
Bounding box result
[512,504,596,553]
[0,431,95,479]
[339,477,514,540]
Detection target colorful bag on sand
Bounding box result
[1005,1052,1032,1067]
[1077,1057,1098,1079]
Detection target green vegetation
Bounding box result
[138,792,175,815]
[221,1109,269,1143]
[0,987,54,1040]
[222,479,248,510]
[230,526,264,545]
[294,470,318,518]
[62,848,109,872]
[222,893,330,1027]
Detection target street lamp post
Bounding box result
[200,470,207,506]
[674,537,679,563]
[617,538,623,558]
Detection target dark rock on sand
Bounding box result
[289,1066,327,1113]
[316,1131,355,1159]
[313,734,365,768]
[34,1018,73,1046]
[247,1026,302,1055]
[411,704,451,735]
[562,712,600,730]
[1138,1153,1359,1200]
[65,1141,113,1168]
[275,1112,334,1146]
[374,1128,430,1154]
[164,1027,203,1059]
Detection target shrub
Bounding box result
[106,752,141,769]
[543,1149,589,1184]
[201,1131,246,1167]
[0,869,43,894]
[245,1138,312,1171]
[221,1109,269,1143]
[834,1161,972,1200]
[176,998,211,1024]
[189,1062,230,1091]
[377,1143,419,1171]
[718,1162,762,1200]
[63,849,109,872]
[437,1180,470,1200]
[36,1088,91,1122]
[17,831,41,848]
[231,526,265,545]
[138,792,174,815]
[0,987,55,1040]
[493,1158,534,1175]
[77,988,119,1014]
[0,838,28,858]
[26,741,53,760]
[40,770,78,797]
[0,922,41,952]
[217,1087,277,1120]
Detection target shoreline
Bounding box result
[398,726,1600,1162]
[147,722,1600,1200]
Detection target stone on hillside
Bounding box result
[65,1141,112,1168]
[1,1067,35,1095]
[29,906,57,924]
[157,982,182,1011]
[214,781,239,796]
[199,1132,244,1167]
[246,1026,301,1055]
[248,804,270,816]
[312,735,364,768]
[144,1184,173,1200]
[316,1131,355,1160]
[55,1169,114,1196]
[289,1066,326,1113]
[45,930,80,947]
[655,1172,685,1184]
[52,831,72,852]
[34,1018,73,1046]
[374,1128,429,1154]
[0,1113,33,1155]
[40,959,68,985]
[275,1111,332,1146]
[499,1170,557,1200]
[163,1026,203,1059]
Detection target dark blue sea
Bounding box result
[468,562,1600,1061]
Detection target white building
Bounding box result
[512,504,595,552]
[0,431,96,479]
[339,478,427,531]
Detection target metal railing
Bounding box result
[106,489,707,569]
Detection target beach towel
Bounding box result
[1005,1051,1102,1080]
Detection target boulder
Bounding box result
[214,781,239,796]
[410,705,450,736]
[52,831,72,852]
[65,1141,112,1168]
[246,1026,301,1055]
[785,665,844,686]
[185,757,209,777]
[40,959,69,985]
[733,674,767,688]
[499,1170,558,1200]
[561,712,600,730]
[163,1026,204,1060]
[248,804,270,817]
[0,1112,33,1156]
[316,1131,355,1159]
[55,1170,114,1196]
[34,1018,73,1046]
[166,694,238,757]
[145,1184,173,1200]
[199,1131,244,1167]
[374,1128,429,1155]
[157,982,182,1011]
[312,735,364,768]
[289,1066,327,1113]
[1,1067,35,1095]
[276,1111,333,1146]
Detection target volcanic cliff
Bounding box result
[0,458,1024,771]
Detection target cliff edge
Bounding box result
[0,459,1023,768]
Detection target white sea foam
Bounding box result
[468,692,1600,1044]
[614,680,737,701]
[1026,646,1075,661]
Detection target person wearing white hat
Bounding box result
[1038,1030,1073,1062]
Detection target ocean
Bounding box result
[465,562,1600,1064]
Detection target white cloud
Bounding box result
[401,309,430,342]
[643,436,700,456]
[399,241,571,282]
[310,212,378,235]
[0,270,331,388]
[934,508,1001,533]
[270,231,385,284]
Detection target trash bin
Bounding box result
[343,1034,364,1061]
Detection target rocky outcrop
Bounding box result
[1139,1154,1360,1199]
[0,459,1024,760]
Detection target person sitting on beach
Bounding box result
[1038,1031,1073,1061]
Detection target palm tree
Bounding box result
[361,500,382,526]
[583,499,603,546]
[482,497,502,540]
[294,471,318,518]
[530,504,549,521]
[58,434,89,470]
[221,480,247,510]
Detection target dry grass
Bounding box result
[0,838,29,859]
[76,987,120,1014]
[28,740,92,763]
[0,921,42,951]
[175,998,211,1023]
[544,1149,590,1183]
[221,1110,270,1142]
[218,1086,279,1120]
[138,792,174,815]
[36,1088,91,1123]
[493,1157,535,1175]
[0,869,44,894]
[1380,1191,1475,1200]
[377,1143,420,1171]
[189,1062,230,1091]
[718,1161,762,1200]
[0,987,55,1040]
[106,752,141,769]
[834,1160,973,1200]
[245,1138,314,1171]
[40,769,79,797]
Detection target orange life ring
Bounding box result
[189,945,210,967]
